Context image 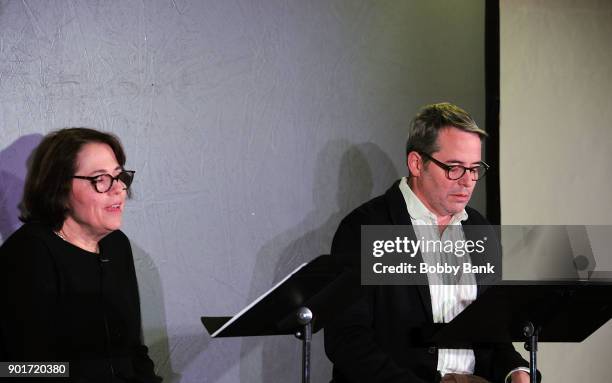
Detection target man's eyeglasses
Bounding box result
[73,170,135,193]
[419,152,489,181]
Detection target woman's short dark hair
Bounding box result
[20,127,127,231]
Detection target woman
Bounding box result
[0,128,161,383]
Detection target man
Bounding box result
[324,103,536,383]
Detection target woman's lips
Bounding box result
[105,203,122,213]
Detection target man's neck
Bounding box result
[407,177,454,227]
[436,217,452,234]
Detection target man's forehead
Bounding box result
[434,127,482,162]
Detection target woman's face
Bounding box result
[65,142,127,238]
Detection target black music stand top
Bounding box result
[427,280,612,348]
[201,254,359,338]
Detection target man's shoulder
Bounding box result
[339,180,404,228]
[464,206,491,225]
[331,190,395,262]
[344,194,389,222]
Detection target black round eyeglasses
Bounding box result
[72,170,135,193]
[419,152,489,181]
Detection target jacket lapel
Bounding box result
[384,181,434,323]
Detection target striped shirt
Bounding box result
[398,177,477,375]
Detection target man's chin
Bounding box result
[447,202,469,215]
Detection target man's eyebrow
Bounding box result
[444,159,482,166]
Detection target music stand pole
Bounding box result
[523,322,539,383]
[295,307,313,383]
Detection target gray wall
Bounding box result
[0,1,486,382]
[501,0,612,381]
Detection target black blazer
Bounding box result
[324,180,531,383]
[0,223,161,383]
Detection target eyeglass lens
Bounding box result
[95,172,134,192]
[447,166,486,180]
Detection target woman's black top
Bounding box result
[0,223,161,383]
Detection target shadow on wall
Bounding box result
[240,140,399,382]
[0,134,43,242]
[131,242,180,382]
[133,242,242,383]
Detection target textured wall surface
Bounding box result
[501,0,612,381]
[0,1,485,382]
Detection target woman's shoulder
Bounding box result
[0,222,58,267]
[1,222,54,249]
[99,229,132,255]
[103,229,130,244]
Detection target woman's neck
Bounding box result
[56,219,103,253]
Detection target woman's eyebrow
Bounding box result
[87,166,123,175]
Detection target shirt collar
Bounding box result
[398,177,468,225]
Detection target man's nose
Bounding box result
[458,170,475,187]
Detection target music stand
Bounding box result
[201,255,359,383]
[426,281,612,383]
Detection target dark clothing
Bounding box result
[324,181,532,383]
[0,223,161,383]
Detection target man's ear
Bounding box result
[407,151,422,177]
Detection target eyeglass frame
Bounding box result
[72,170,136,193]
[418,152,489,181]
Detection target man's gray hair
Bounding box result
[405,102,488,159]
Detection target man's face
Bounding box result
[409,127,482,219]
